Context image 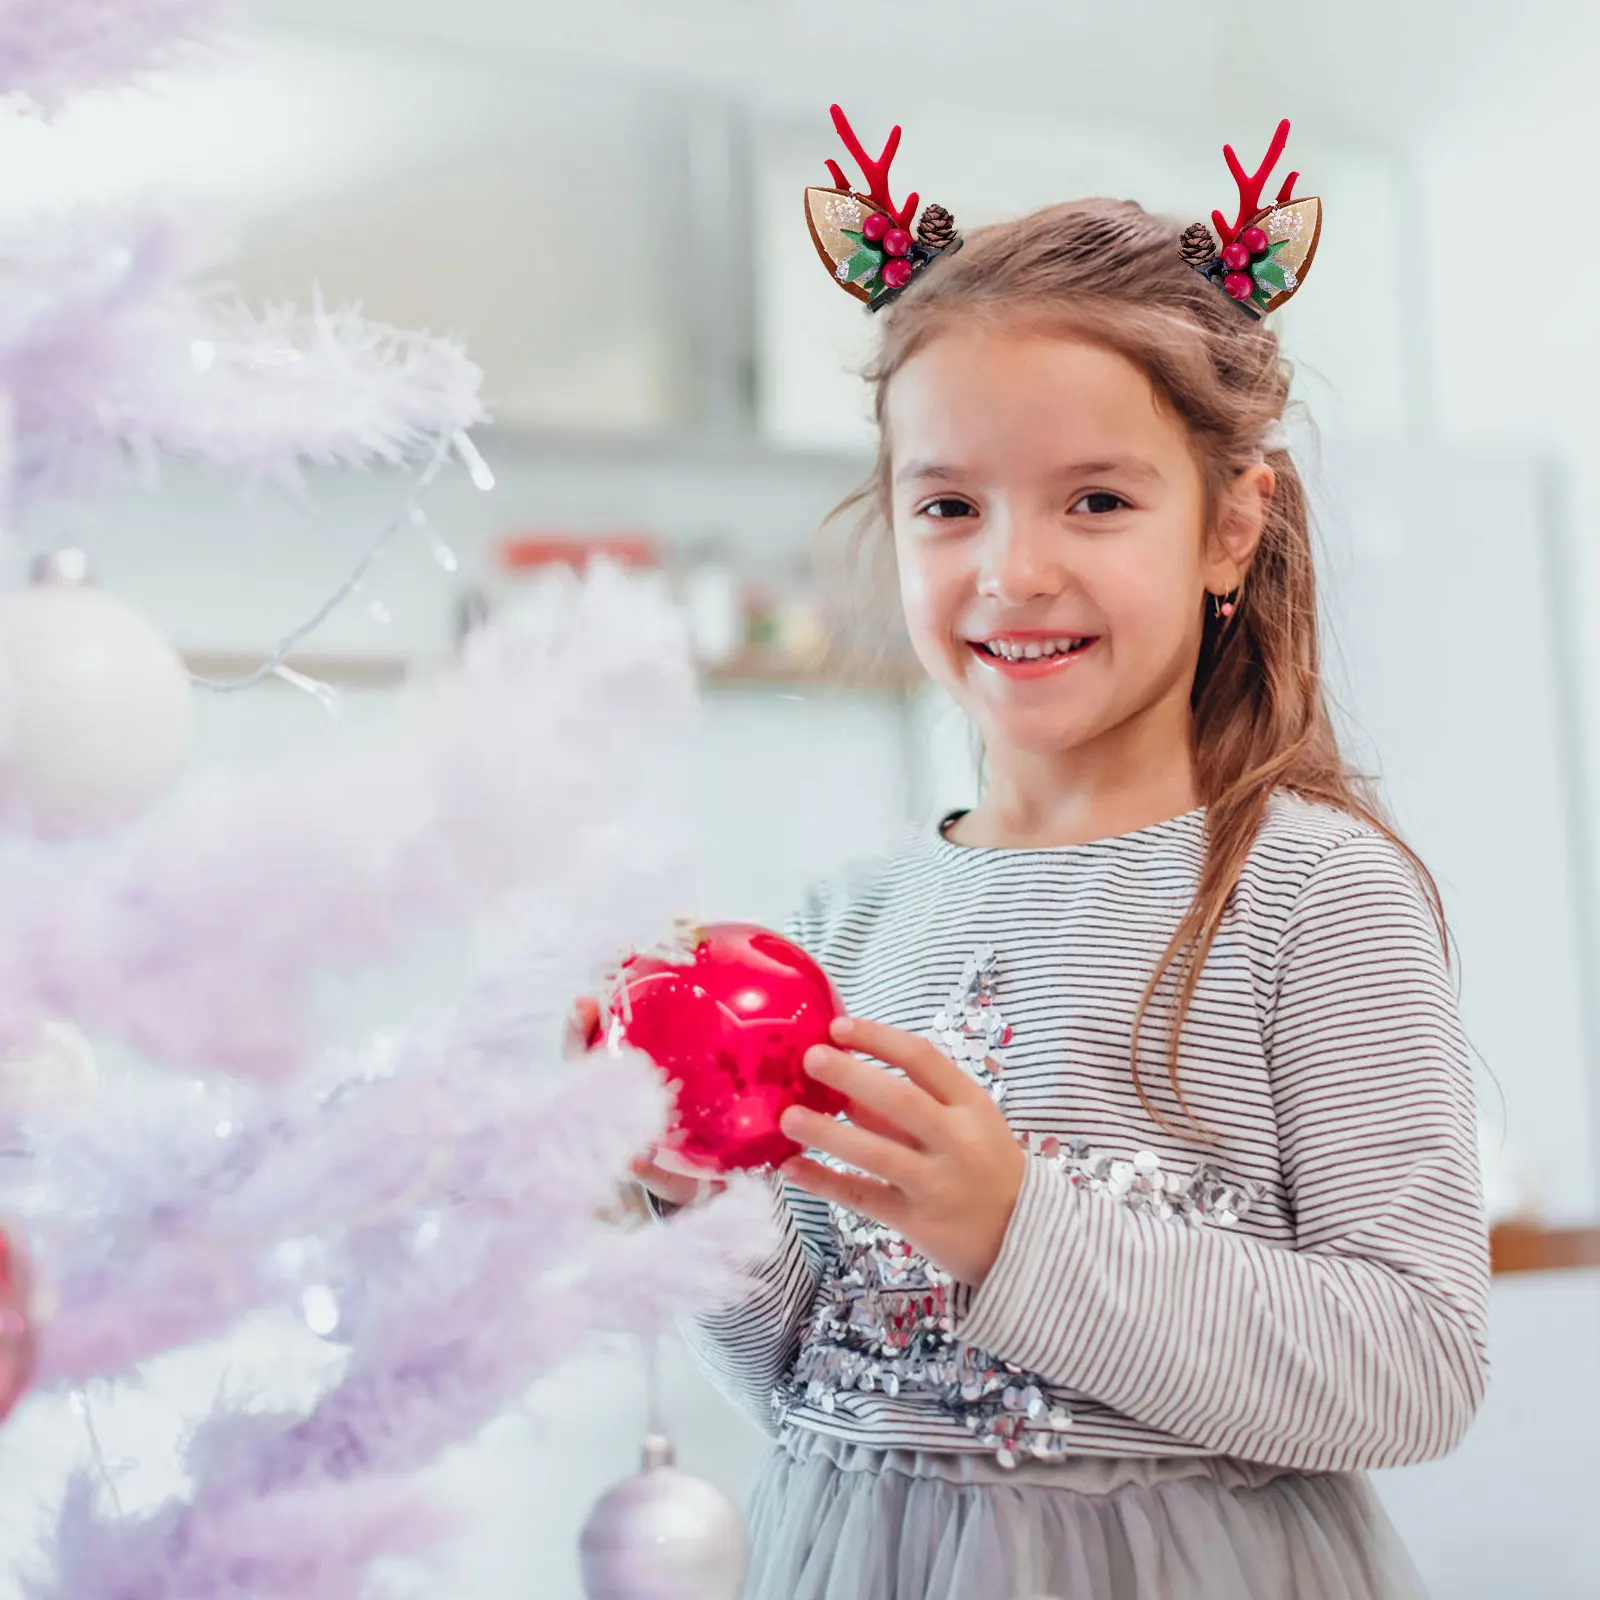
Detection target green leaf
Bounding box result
[1266,239,1291,258]
[840,228,865,246]
[843,247,882,284]
[1253,260,1289,291]
[1251,286,1274,309]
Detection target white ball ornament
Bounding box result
[579,1432,748,1600]
[0,551,194,837]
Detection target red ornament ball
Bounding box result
[1223,271,1255,302]
[880,258,915,290]
[861,211,891,243]
[602,923,847,1174]
[0,1229,34,1428]
[1221,241,1252,272]
[882,227,912,258]
[1240,225,1270,256]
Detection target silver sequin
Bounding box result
[928,946,1010,1106]
[777,948,1263,1466]
[1023,1132,1264,1228]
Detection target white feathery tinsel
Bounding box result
[1,567,772,1599]
[0,563,695,1081]
[0,208,486,501]
[0,0,234,116]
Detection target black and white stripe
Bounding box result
[686,794,1490,1471]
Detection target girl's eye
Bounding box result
[920,496,979,520]
[1071,491,1129,515]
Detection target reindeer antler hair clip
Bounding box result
[805,104,962,312]
[1179,119,1322,320]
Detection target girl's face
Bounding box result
[887,326,1257,770]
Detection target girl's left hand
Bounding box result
[779,1015,1027,1288]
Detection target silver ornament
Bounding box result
[578,1432,748,1600]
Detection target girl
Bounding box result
[636,169,1489,1598]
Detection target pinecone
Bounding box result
[1180,222,1218,266]
[916,203,957,251]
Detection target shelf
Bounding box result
[1490,1223,1600,1275]
[185,652,410,690]
[182,649,923,696]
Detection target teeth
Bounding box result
[985,637,1086,662]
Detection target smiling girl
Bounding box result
[638,152,1489,1600]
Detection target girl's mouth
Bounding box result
[969,634,1098,677]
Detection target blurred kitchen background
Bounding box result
[1,1,1597,1595]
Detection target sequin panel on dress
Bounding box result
[777,946,1262,1467]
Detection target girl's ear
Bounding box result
[1205,463,1275,592]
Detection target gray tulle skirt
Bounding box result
[744,1431,1428,1600]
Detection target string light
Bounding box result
[187,429,490,697]
[270,663,341,712]
[72,1386,125,1515]
[355,583,392,626]
[452,429,495,492]
[300,1285,340,1338]
[409,504,459,574]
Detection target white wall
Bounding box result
[1412,37,1600,1215]
[1313,439,1595,1216]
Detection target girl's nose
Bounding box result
[975,513,1068,604]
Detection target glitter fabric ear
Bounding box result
[1181,118,1323,320]
[804,103,963,312]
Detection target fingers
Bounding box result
[566,996,603,1054]
[830,1016,983,1106]
[845,1099,922,1150]
[803,1044,943,1146]
[629,1154,722,1209]
[780,1155,902,1224]
[780,1103,916,1187]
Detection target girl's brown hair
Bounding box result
[829,197,1447,1128]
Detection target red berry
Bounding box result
[882,227,912,257]
[880,257,914,290]
[1223,271,1255,302]
[861,212,891,243]
[1221,241,1252,272]
[1240,225,1270,256]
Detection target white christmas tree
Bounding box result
[0,6,764,1596]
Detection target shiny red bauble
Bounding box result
[882,227,912,258]
[861,211,891,243]
[1240,225,1270,256]
[880,258,915,290]
[602,923,847,1174]
[1223,271,1255,302]
[0,1228,34,1427]
[1221,241,1252,272]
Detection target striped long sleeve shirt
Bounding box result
[685,794,1490,1473]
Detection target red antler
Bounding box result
[824,103,918,229]
[1211,118,1299,244]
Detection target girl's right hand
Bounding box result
[567,996,725,1212]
